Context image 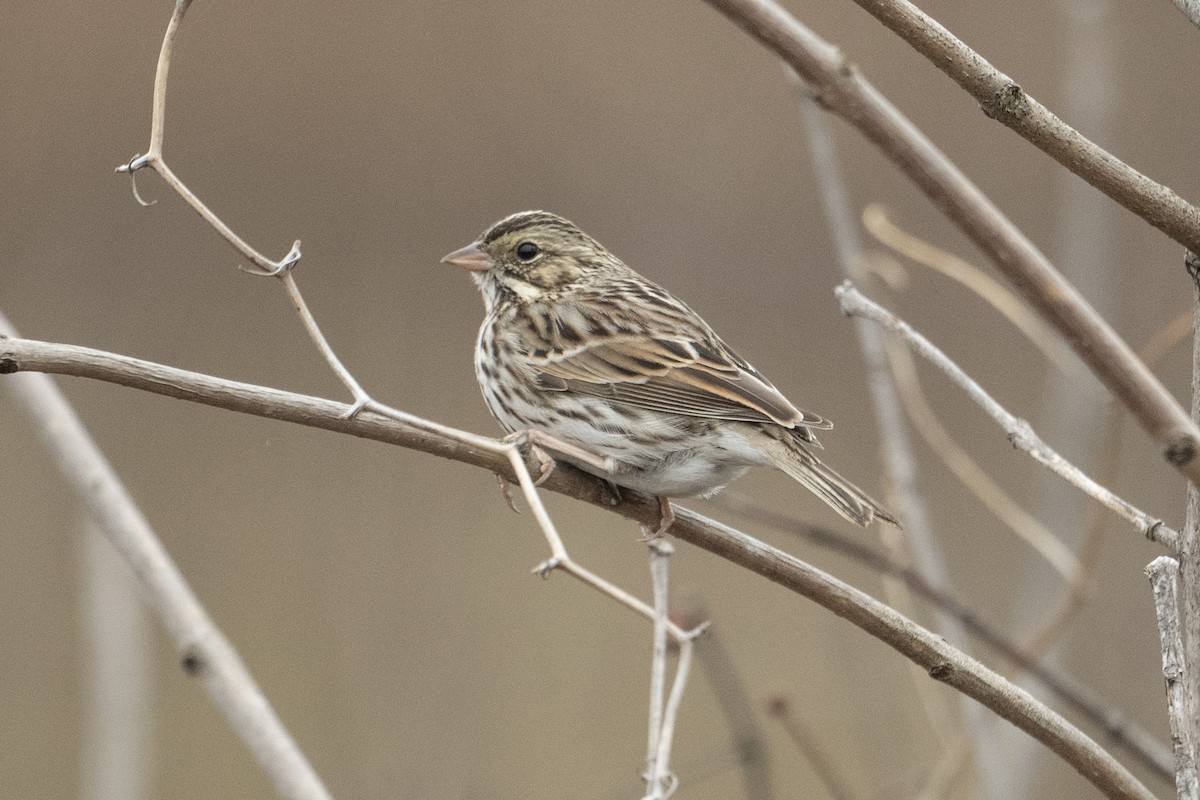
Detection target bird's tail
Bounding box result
[753,428,898,528]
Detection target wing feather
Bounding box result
[525,296,831,431]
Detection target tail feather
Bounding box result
[754,429,898,528]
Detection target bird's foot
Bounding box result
[639,496,675,541]
[503,428,617,481]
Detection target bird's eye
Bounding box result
[515,241,540,262]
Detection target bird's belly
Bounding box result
[482,382,770,497]
[598,457,754,499]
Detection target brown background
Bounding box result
[2,1,1197,798]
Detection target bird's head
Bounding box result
[443,211,622,309]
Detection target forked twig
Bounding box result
[115,0,367,413]
[837,283,1180,551]
[114,0,702,642]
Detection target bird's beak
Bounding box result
[441,241,493,272]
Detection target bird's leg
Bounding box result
[639,496,676,540]
[503,428,618,485]
[600,479,624,507]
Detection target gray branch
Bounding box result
[699,0,1200,486]
[0,323,331,800]
[836,283,1179,550]
[1146,556,1199,800]
[0,335,1156,800]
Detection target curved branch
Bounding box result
[699,0,1200,486]
[0,337,1154,800]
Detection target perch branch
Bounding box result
[0,337,1155,800]
[112,0,706,648]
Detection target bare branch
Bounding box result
[862,205,1082,380]
[793,81,998,789]
[1168,0,1200,29]
[0,337,1156,800]
[0,327,331,800]
[885,342,1080,577]
[766,696,862,800]
[1182,255,1200,781]
[675,604,774,800]
[716,492,1175,781]
[699,0,1200,485]
[836,283,1180,550]
[79,518,152,800]
[841,0,1200,252]
[1146,557,1199,800]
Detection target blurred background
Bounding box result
[2,1,1198,797]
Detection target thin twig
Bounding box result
[885,341,1079,577]
[644,541,673,799]
[1146,557,1199,800]
[656,622,695,800]
[0,337,1157,800]
[766,696,861,800]
[836,283,1180,550]
[792,78,991,787]
[700,0,1200,485]
[676,604,774,800]
[1021,313,1193,661]
[0,320,332,800]
[862,205,1082,379]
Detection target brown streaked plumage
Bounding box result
[444,210,897,529]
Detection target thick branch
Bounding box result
[700,0,1200,485]
[0,337,1154,800]
[846,0,1200,252]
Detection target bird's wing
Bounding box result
[525,295,831,430]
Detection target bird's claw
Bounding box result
[532,557,561,578]
[496,474,520,514]
[638,496,676,541]
[503,430,559,485]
